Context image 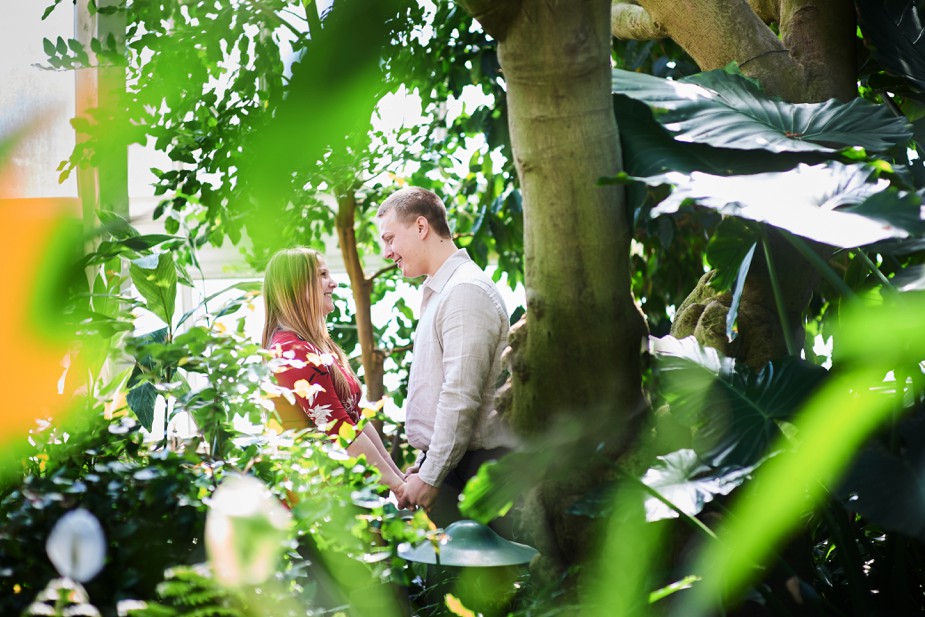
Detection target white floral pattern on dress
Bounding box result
[307,403,334,428]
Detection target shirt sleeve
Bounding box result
[418,283,503,487]
[271,338,356,437]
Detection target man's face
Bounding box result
[377,210,426,278]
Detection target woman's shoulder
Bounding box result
[269,330,321,356]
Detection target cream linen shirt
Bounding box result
[407,249,517,487]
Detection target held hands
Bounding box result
[396,473,439,512]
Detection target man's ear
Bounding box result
[416,215,429,237]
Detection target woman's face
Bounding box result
[314,257,337,315]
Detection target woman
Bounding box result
[262,247,405,498]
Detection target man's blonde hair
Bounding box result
[377,186,452,239]
[261,247,357,399]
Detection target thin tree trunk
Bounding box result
[335,190,385,401]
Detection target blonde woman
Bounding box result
[262,247,405,498]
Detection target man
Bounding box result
[376,186,516,525]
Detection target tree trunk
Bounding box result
[335,190,385,401]
[460,0,648,580]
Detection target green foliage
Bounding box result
[0,412,210,616]
[129,253,178,328]
[613,67,912,153]
[123,565,246,617]
[651,335,828,467]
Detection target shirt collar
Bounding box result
[423,248,471,294]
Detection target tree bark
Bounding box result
[779,0,856,101]
[637,0,813,101]
[611,0,780,40]
[460,0,648,580]
[335,190,385,401]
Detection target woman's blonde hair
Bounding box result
[261,247,358,400]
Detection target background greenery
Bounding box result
[3,0,925,615]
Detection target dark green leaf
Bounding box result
[613,95,828,180]
[651,336,828,467]
[127,382,158,431]
[892,263,925,291]
[43,37,56,56]
[837,412,925,540]
[706,218,762,291]
[41,1,62,20]
[612,68,912,153]
[858,0,925,93]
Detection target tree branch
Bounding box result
[611,1,666,40]
[613,0,779,41]
[383,343,413,356]
[749,0,780,24]
[368,263,397,284]
[636,0,809,101]
[779,0,855,101]
[456,0,523,41]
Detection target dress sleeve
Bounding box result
[271,337,356,437]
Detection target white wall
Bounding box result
[0,3,78,198]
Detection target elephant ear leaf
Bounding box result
[641,449,760,522]
[837,411,925,541]
[651,336,828,467]
[646,162,925,248]
[612,67,911,153]
[857,0,925,93]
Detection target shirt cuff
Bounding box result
[418,457,449,487]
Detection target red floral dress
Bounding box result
[269,330,361,436]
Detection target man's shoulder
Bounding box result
[446,260,498,289]
[444,265,503,301]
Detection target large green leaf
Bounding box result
[858,0,925,93]
[130,253,178,327]
[646,162,925,247]
[651,336,828,467]
[641,449,759,522]
[612,68,912,153]
[837,411,925,541]
[705,218,761,291]
[612,95,828,180]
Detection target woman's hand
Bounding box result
[391,481,409,509]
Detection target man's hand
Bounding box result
[400,473,439,511]
[403,463,420,479]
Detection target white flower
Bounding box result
[46,508,106,582]
[205,474,292,587]
[308,403,333,427]
[292,379,325,404]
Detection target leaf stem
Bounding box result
[630,476,719,541]
[856,249,893,289]
[762,237,795,357]
[779,230,855,298]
